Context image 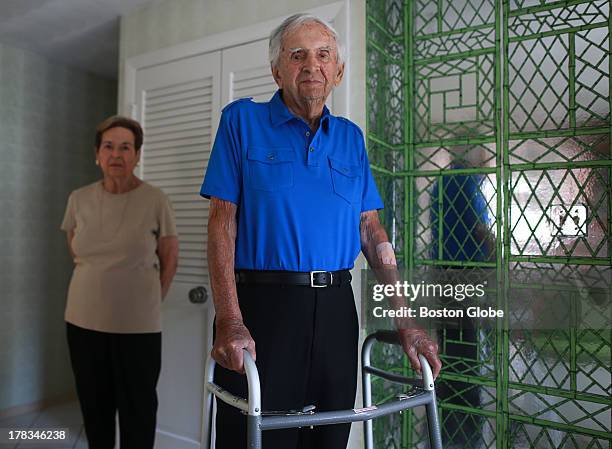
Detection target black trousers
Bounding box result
[214,283,359,449]
[66,322,161,449]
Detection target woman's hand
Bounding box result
[212,318,256,374]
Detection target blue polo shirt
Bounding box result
[200,90,384,272]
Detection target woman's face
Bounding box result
[96,127,140,179]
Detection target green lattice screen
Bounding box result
[365,0,611,448]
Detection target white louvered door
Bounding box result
[221,39,278,106]
[134,51,220,449]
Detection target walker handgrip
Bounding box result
[242,349,261,416]
[418,353,435,391]
[204,350,262,416]
[366,331,436,391]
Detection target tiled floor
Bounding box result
[0,401,86,449]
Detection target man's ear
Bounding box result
[271,64,282,88]
[334,62,345,86]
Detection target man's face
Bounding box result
[272,22,344,106]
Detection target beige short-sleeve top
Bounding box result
[61,181,177,333]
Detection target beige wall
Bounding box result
[120,0,336,59]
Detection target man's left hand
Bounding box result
[398,328,442,379]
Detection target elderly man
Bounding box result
[200,13,441,449]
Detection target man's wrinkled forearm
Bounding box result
[360,210,392,269]
[360,211,424,331]
[207,199,242,323]
[360,211,402,292]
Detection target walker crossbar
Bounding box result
[362,365,425,388]
[259,393,434,430]
[201,330,443,449]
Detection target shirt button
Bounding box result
[309,147,314,152]
[306,131,310,137]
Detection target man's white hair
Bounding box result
[269,13,346,69]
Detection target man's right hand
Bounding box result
[212,318,256,374]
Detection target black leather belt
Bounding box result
[235,270,352,287]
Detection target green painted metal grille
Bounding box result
[366,0,611,448]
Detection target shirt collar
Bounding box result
[269,90,332,131]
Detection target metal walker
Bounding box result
[202,330,443,449]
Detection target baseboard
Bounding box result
[0,393,78,420]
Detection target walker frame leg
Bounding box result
[361,332,443,449]
[202,357,215,449]
[363,370,375,449]
[362,337,375,449]
[247,415,262,449]
[426,390,443,449]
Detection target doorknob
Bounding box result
[189,286,208,304]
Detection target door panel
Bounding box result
[135,51,220,449]
[221,39,278,106]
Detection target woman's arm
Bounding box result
[66,230,76,261]
[158,236,179,299]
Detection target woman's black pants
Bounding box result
[214,282,359,449]
[66,322,161,449]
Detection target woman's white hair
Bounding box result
[269,13,346,68]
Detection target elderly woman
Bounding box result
[60,116,178,449]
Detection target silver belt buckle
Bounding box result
[310,271,332,288]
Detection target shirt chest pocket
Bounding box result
[329,157,362,204]
[247,146,295,191]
